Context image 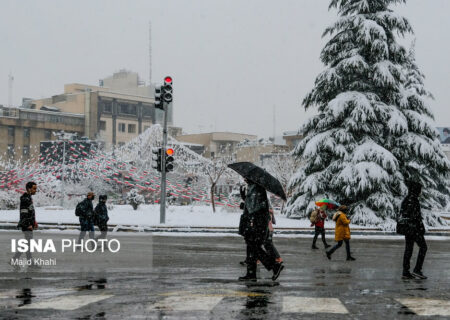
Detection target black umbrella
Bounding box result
[228,162,287,201]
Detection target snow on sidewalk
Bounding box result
[0,204,357,229]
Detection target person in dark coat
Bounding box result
[400,181,428,279]
[11,182,39,268]
[94,195,109,240]
[77,191,95,245]
[238,179,284,281]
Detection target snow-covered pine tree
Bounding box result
[390,42,450,225]
[285,0,449,226]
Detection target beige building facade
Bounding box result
[175,132,257,159]
[0,106,84,162]
[235,144,290,164]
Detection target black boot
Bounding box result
[311,245,319,249]
[239,264,257,281]
[346,256,356,261]
[272,262,284,281]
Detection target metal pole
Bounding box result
[160,101,169,224]
[60,140,66,207]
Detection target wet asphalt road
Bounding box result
[0,231,450,319]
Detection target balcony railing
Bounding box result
[0,107,84,127]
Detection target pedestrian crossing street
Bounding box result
[6,290,450,316]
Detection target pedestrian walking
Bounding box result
[75,191,95,246]
[94,195,109,241]
[397,181,428,279]
[311,204,331,249]
[11,182,40,269]
[238,179,284,281]
[326,205,355,261]
[239,188,282,265]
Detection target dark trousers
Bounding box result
[78,218,95,243]
[95,224,108,240]
[13,230,33,260]
[403,234,427,273]
[264,231,281,260]
[312,226,328,247]
[245,239,276,276]
[328,239,351,258]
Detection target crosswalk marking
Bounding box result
[19,294,113,311]
[396,298,450,316]
[282,296,349,314]
[148,294,224,311]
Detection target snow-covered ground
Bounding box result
[0,204,356,229]
[0,204,448,230]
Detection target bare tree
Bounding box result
[263,152,300,212]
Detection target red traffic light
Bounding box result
[164,76,172,84]
[166,148,174,156]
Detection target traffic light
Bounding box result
[154,85,163,110]
[165,148,174,172]
[152,147,162,172]
[162,76,173,103]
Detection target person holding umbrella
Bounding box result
[312,199,339,249]
[311,205,331,250]
[229,162,286,282]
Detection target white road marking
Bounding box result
[148,294,224,311]
[282,296,349,314]
[19,294,113,310]
[396,298,450,316]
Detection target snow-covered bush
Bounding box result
[126,189,144,210]
[0,190,19,210]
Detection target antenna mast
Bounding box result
[8,72,14,108]
[148,21,152,86]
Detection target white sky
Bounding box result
[0,0,448,138]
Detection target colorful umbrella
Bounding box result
[315,198,340,209]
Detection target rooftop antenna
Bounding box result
[8,72,14,108]
[273,105,276,143]
[148,21,152,86]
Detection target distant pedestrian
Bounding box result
[238,179,284,281]
[326,205,355,261]
[398,181,428,279]
[11,182,40,269]
[94,195,109,241]
[311,205,331,249]
[75,192,95,246]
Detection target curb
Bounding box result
[1,222,450,236]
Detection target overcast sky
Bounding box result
[1,0,448,138]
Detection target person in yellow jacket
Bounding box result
[326,205,355,261]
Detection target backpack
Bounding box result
[309,209,319,224]
[75,202,83,217]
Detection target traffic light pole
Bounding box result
[159,101,169,224]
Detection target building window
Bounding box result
[23,145,30,157]
[103,102,112,113]
[7,144,14,157]
[119,103,137,115]
[99,121,106,131]
[44,130,52,140]
[23,128,30,138]
[128,124,136,133]
[144,126,150,131]
[8,126,14,137]
[118,142,125,147]
[118,123,126,132]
